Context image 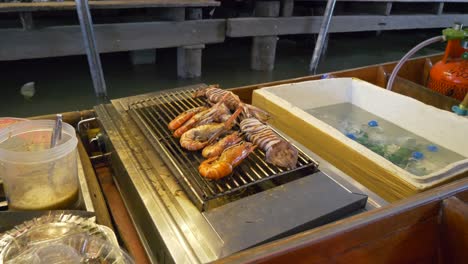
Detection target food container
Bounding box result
[0,120,79,210]
[252,78,468,201]
[0,118,28,184]
[4,233,134,264]
[0,118,27,131]
[0,213,134,264]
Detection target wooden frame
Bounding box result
[227,15,468,37]
[0,20,225,61]
[0,0,220,13]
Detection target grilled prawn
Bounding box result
[173,99,230,138]
[199,141,256,180]
[240,118,298,169]
[193,85,270,122]
[180,107,242,151]
[193,85,239,109]
[168,106,208,131]
[202,131,243,158]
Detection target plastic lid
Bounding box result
[0,214,134,264]
[33,244,81,264]
[345,133,357,140]
[5,234,134,264]
[427,145,439,152]
[412,151,424,160]
[368,120,379,127]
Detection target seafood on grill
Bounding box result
[199,141,256,180]
[202,131,243,158]
[168,106,208,130]
[193,85,271,122]
[240,117,298,169]
[173,99,230,138]
[180,107,242,151]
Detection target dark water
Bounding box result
[0,30,444,117]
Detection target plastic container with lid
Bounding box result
[0,120,79,210]
[0,117,27,131]
[0,118,27,183]
[0,213,134,264]
[4,233,134,264]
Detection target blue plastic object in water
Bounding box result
[412,151,424,160]
[346,133,357,140]
[427,145,439,152]
[368,120,379,127]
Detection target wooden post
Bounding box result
[251,1,280,71]
[281,0,294,17]
[187,7,203,20]
[176,8,204,78]
[19,12,34,31]
[376,2,392,36]
[177,44,204,78]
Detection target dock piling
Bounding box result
[251,1,280,71]
[19,12,34,31]
[168,7,204,78]
[281,0,294,17]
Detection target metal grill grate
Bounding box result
[128,87,318,211]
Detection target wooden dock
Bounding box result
[0,0,467,77]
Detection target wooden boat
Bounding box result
[217,53,467,262]
[10,53,466,263]
[215,177,468,263]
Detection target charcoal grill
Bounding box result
[127,88,318,211]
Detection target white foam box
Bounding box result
[252,78,468,202]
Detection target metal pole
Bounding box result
[75,0,108,99]
[309,0,337,74]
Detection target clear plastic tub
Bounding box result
[0,117,27,131]
[0,117,28,183]
[4,233,134,264]
[0,120,79,210]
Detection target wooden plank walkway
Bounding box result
[0,20,225,61]
[227,14,467,37]
[0,0,220,13]
[0,0,466,74]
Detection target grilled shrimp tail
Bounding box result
[199,158,232,180]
